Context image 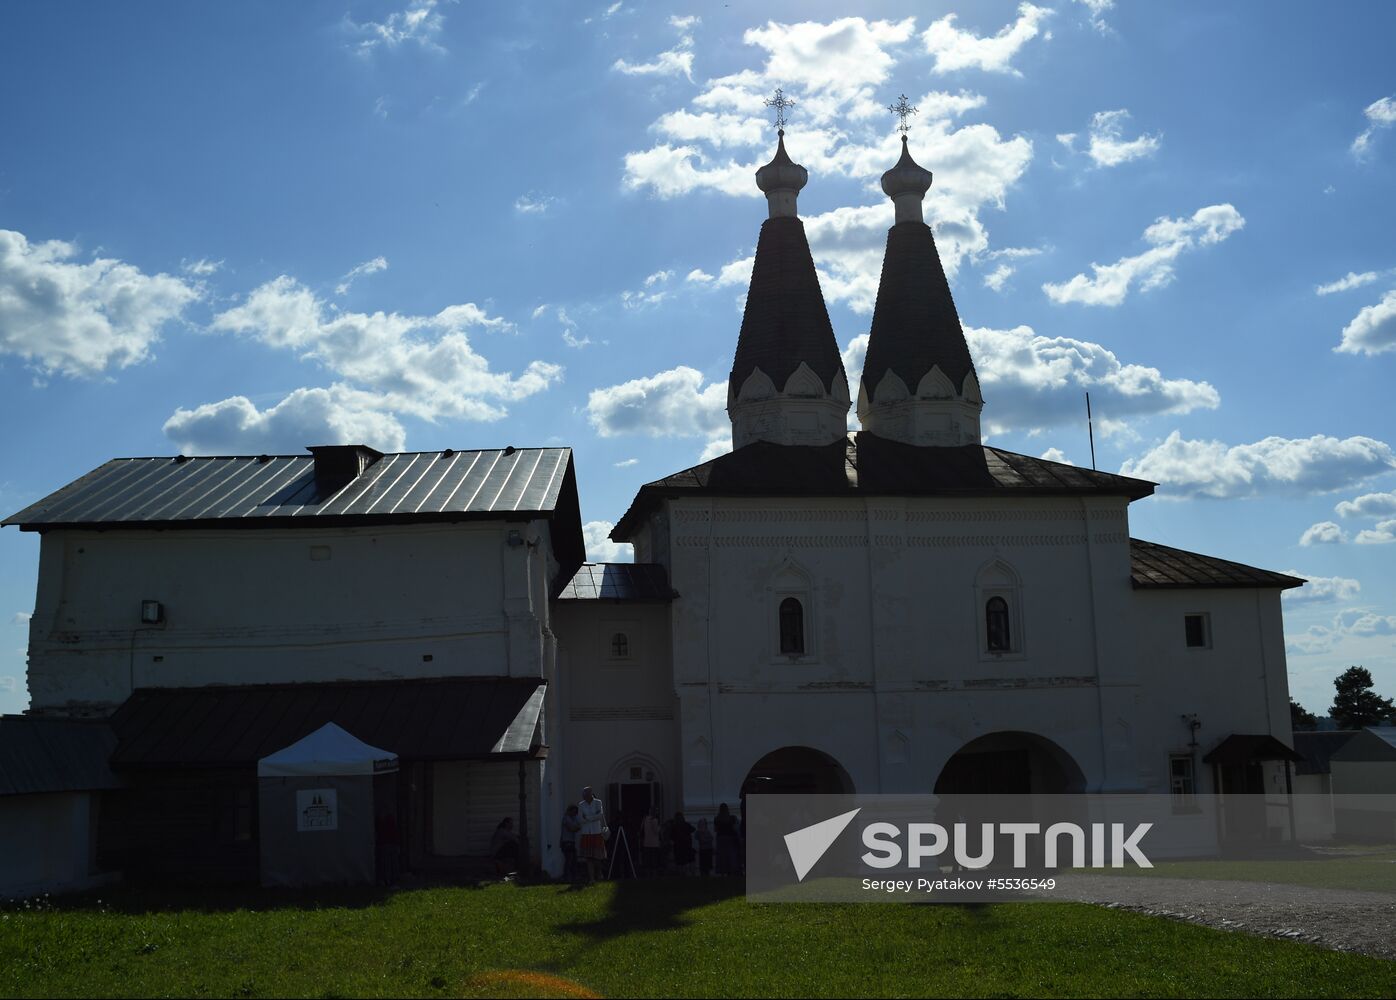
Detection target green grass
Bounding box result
[2,879,1393,999]
[1087,848,1396,893]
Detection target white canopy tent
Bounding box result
[257,723,398,778]
[257,723,399,887]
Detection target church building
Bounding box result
[0,125,1305,893]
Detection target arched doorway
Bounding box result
[741,746,855,797]
[934,732,1086,795]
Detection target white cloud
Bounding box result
[614,458,639,468]
[1281,573,1360,605]
[686,268,714,283]
[1352,95,1396,159]
[1299,521,1347,546]
[1288,607,1396,655]
[983,264,1014,291]
[1355,519,1396,545]
[1120,431,1396,499]
[1316,270,1380,295]
[1040,447,1074,465]
[181,258,223,276]
[531,304,550,319]
[514,193,556,215]
[583,520,634,563]
[1335,289,1396,356]
[10,612,30,626]
[164,386,407,455]
[1081,109,1160,167]
[1075,0,1115,33]
[350,0,445,54]
[644,270,673,287]
[335,256,388,295]
[922,3,1053,75]
[613,16,696,80]
[1042,204,1245,307]
[0,228,200,378]
[586,365,728,440]
[964,325,1219,437]
[209,276,560,423]
[698,432,733,462]
[1336,490,1396,519]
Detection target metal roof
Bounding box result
[1129,538,1305,591]
[1330,727,1396,764]
[555,563,676,601]
[3,447,574,529]
[613,434,1156,539]
[108,677,547,769]
[0,716,120,796]
[1201,733,1304,765]
[1293,731,1361,774]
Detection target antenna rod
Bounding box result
[1086,392,1097,471]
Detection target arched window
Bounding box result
[985,596,1011,652]
[779,597,805,655]
[610,632,629,658]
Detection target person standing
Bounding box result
[577,786,607,883]
[641,811,662,876]
[714,802,739,876]
[670,811,695,874]
[696,818,714,877]
[560,804,582,883]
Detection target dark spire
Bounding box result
[858,133,982,447]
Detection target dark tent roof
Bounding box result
[1202,733,1304,766]
[729,216,846,396]
[861,221,977,397]
[555,563,675,601]
[0,716,120,796]
[612,434,1154,539]
[1130,538,1305,590]
[108,677,547,769]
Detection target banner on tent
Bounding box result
[296,789,338,832]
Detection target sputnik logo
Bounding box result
[784,808,861,881]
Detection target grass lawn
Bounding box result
[2,878,1394,999]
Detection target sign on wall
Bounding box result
[296,789,338,832]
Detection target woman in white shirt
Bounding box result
[577,786,607,882]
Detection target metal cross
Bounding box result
[764,87,795,132]
[888,93,919,135]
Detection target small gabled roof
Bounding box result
[1330,727,1396,763]
[555,563,676,601]
[258,722,398,777]
[1129,538,1305,591]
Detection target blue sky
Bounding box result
[2,1,1394,716]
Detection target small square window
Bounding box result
[1184,613,1209,648]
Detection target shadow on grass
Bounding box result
[560,875,745,941]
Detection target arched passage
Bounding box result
[741,746,855,797]
[934,732,1086,795]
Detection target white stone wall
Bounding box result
[661,495,1144,812]
[551,600,679,833]
[23,520,559,714]
[0,792,106,899]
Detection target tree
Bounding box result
[1290,698,1318,731]
[1329,666,1396,730]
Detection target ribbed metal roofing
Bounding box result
[1129,538,1305,590]
[555,563,675,601]
[0,716,120,797]
[3,448,574,528]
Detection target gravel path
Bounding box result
[1041,874,1396,960]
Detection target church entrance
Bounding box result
[741,746,855,797]
[934,732,1085,795]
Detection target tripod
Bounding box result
[606,825,638,880]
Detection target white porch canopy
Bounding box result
[257,722,398,778]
